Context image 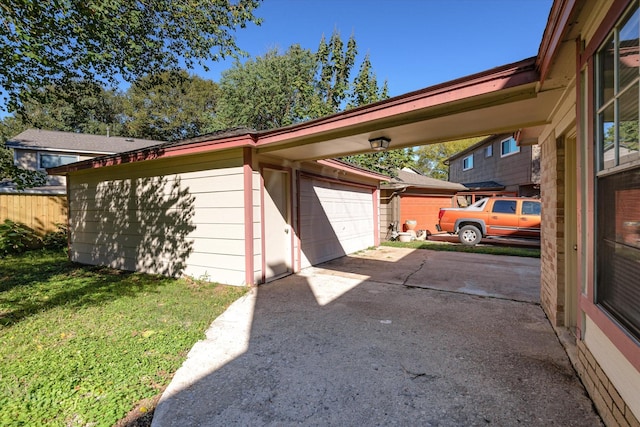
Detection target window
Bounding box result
[39,154,78,169]
[462,155,473,171]
[594,2,640,341]
[522,201,541,216]
[485,145,493,157]
[492,200,516,214]
[500,137,520,157]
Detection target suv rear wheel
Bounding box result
[459,225,482,246]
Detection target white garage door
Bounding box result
[300,177,375,268]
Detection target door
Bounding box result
[486,199,519,236]
[263,169,291,281]
[299,177,375,268]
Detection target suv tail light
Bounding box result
[438,209,445,220]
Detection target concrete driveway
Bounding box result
[152,247,601,426]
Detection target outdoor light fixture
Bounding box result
[369,136,391,151]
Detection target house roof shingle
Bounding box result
[6,129,165,154]
[385,168,466,191]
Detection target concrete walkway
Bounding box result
[152,247,602,426]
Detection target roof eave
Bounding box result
[48,133,258,175]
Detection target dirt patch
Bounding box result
[114,393,162,427]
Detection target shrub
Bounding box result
[0,219,42,255]
[42,223,68,249]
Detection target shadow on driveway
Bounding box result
[152,247,601,426]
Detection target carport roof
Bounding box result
[49,56,562,176]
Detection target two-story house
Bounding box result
[4,128,164,193]
[445,133,541,203]
[1,129,165,233]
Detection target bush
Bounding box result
[0,219,42,255]
[42,223,68,249]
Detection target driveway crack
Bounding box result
[401,260,426,286]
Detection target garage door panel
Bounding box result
[300,178,374,268]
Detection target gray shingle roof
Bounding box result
[6,129,164,154]
[386,168,466,190]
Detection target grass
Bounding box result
[381,240,541,258]
[0,250,247,427]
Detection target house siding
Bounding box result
[535,0,640,423]
[68,149,250,286]
[448,136,538,194]
[14,149,99,187]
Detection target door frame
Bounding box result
[260,165,293,283]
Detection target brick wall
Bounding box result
[576,339,640,427]
[540,134,565,326]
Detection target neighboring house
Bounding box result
[446,133,541,198]
[3,129,164,193]
[380,168,466,239]
[50,1,640,424]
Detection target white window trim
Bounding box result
[500,137,520,158]
[462,154,474,171]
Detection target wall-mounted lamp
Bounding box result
[369,136,391,151]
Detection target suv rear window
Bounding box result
[522,201,541,215]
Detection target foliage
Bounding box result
[341,148,415,177]
[314,30,358,115]
[212,31,388,132]
[0,250,247,426]
[42,224,69,250]
[382,240,540,258]
[0,141,48,189]
[2,81,124,136]
[0,219,42,256]
[122,70,220,141]
[347,53,389,109]
[414,137,486,180]
[212,45,318,131]
[0,0,262,113]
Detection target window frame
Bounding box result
[592,0,640,345]
[500,137,520,157]
[38,153,79,170]
[462,154,474,171]
[485,145,493,157]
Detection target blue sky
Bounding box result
[1,0,553,115]
[194,0,554,97]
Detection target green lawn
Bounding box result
[381,240,541,258]
[0,250,247,426]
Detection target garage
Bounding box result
[299,175,376,268]
[380,168,466,240]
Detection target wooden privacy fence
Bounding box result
[0,194,68,234]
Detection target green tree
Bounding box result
[3,81,124,136]
[414,137,485,180]
[0,0,261,112]
[314,30,358,116]
[122,70,219,141]
[212,45,317,131]
[341,148,415,177]
[347,54,389,109]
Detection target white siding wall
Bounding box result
[68,151,250,286]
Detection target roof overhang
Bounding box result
[50,57,563,175]
[253,57,559,161]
